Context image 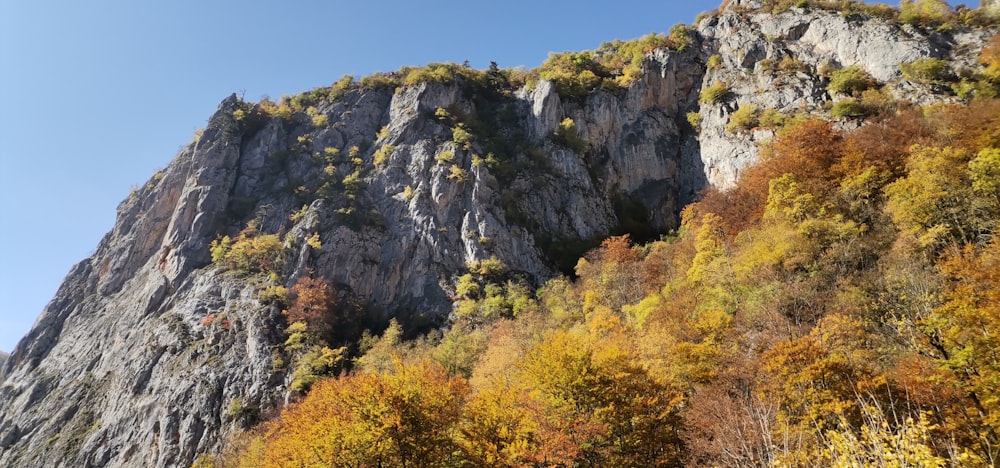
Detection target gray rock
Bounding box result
[0,7,995,467]
[692,5,997,189]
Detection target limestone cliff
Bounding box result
[0,3,995,466]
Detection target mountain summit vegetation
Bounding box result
[2,0,1000,467]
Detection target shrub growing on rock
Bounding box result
[831,98,871,119]
[210,228,284,276]
[900,0,952,27]
[687,111,703,129]
[900,58,953,83]
[553,118,587,152]
[373,144,395,167]
[700,82,730,104]
[827,66,876,96]
[727,104,760,133]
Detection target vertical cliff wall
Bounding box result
[0,3,995,466]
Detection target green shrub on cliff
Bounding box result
[210,228,284,276]
[827,65,876,96]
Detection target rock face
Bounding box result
[986,0,1000,17]
[692,0,995,188]
[0,5,995,467]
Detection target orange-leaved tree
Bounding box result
[237,359,468,468]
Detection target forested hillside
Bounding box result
[209,38,1000,468]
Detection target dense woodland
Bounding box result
[187,10,1000,468]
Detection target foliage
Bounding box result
[706,54,722,70]
[900,0,953,27]
[256,284,289,307]
[447,165,469,182]
[311,113,328,127]
[536,33,673,99]
[759,107,787,128]
[901,58,953,83]
[537,51,607,99]
[831,98,871,119]
[727,104,759,133]
[221,93,1000,467]
[239,360,467,467]
[399,62,500,88]
[372,144,394,167]
[434,150,454,164]
[354,319,406,375]
[342,169,363,197]
[552,117,587,152]
[601,32,673,71]
[452,125,472,150]
[912,238,1000,461]
[210,226,283,276]
[289,345,346,393]
[516,329,684,465]
[827,65,877,96]
[453,257,535,324]
[305,232,322,250]
[668,23,694,52]
[284,277,336,332]
[359,73,401,90]
[700,82,730,104]
[686,111,703,129]
[858,88,896,117]
[983,34,1000,82]
[959,35,1000,100]
[778,55,809,73]
[885,145,996,250]
[328,75,355,100]
[763,0,899,19]
[774,403,947,467]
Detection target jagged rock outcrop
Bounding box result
[0,3,995,467]
[693,0,996,188]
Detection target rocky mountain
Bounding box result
[1,1,996,466]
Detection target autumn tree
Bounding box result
[457,382,542,467]
[694,119,847,238]
[236,360,468,468]
[885,145,996,252]
[355,319,406,375]
[285,276,335,332]
[517,329,685,466]
[431,321,489,377]
[759,314,897,463]
[453,257,537,324]
[575,235,646,313]
[919,238,1000,463]
[210,227,284,275]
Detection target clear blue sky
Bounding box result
[0,0,922,353]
